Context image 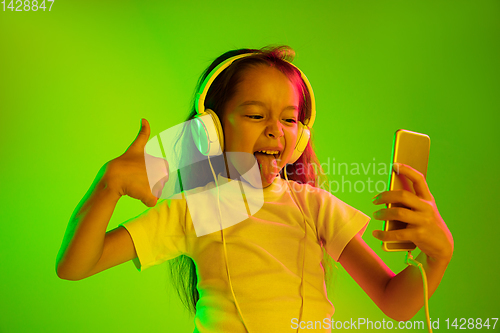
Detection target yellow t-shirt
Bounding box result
[121,174,370,332]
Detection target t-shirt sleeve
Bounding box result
[119,198,189,271]
[314,190,370,262]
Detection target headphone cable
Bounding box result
[283,166,307,333]
[207,155,250,332]
[405,251,432,333]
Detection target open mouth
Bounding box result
[253,149,281,160]
[253,149,282,183]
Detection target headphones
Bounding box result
[191,52,316,164]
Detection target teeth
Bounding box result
[257,150,279,155]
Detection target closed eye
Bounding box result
[246,115,263,119]
[246,115,296,123]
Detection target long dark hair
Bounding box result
[168,45,333,316]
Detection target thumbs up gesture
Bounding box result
[103,119,169,207]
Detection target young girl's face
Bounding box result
[222,65,300,188]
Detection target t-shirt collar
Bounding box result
[216,173,287,201]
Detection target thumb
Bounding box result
[128,118,150,152]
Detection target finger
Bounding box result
[373,190,428,212]
[141,194,158,207]
[372,228,414,242]
[128,118,151,152]
[142,199,157,207]
[373,207,423,225]
[395,170,414,193]
[393,163,433,201]
[152,175,169,198]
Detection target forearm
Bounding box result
[381,251,451,321]
[56,165,121,280]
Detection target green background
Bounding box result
[1,1,499,332]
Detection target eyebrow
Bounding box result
[238,100,298,112]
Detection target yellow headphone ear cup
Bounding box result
[205,109,224,152]
[191,109,224,156]
[289,122,310,164]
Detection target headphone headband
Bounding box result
[195,52,316,128]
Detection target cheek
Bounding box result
[280,128,298,162]
[222,126,234,151]
[222,120,251,151]
[285,128,298,149]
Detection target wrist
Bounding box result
[417,251,451,269]
[98,180,123,203]
[97,163,123,201]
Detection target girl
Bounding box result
[56,46,454,332]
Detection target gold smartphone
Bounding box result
[383,129,430,252]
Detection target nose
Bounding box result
[265,119,284,138]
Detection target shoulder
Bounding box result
[283,180,345,221]
[286,179,368,223]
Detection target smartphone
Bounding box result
[383,129,430,252]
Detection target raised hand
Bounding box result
[103,119,169,207]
